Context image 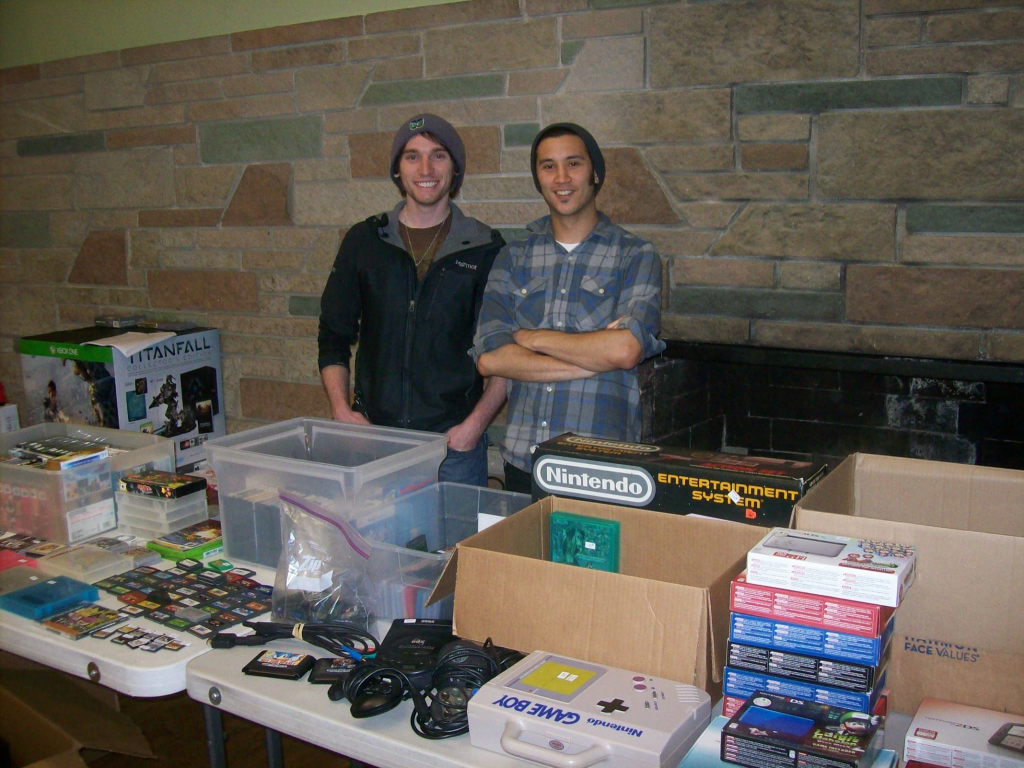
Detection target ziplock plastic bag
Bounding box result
[272,491,377,632]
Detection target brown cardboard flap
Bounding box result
[426,545,458,607]
[0,670,154,761]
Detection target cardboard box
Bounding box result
[430,496,766,698]
[0,660,153,767]
[531,434,826,528]
[746,528,917,608]
[19,325,225,470]
[731,572,896,638]
[793,453,1024,716]
[905,698,1024,768]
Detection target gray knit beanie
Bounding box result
[390,114,466,196]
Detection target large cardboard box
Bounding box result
[0,655,153,767]
[20,326,225,470]
[792,453,1024,716]
[531,434,825,528]
[430,496,766,698]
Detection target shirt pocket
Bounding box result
[574,274,618,331]
[510,275,549,329]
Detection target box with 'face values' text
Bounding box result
[531,434,826,528]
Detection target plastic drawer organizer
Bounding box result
[115,490,208,539]
[0,424,174,544]
[206,419,448,568]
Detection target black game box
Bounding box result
[722,691,883,768]
[531,434,826,528]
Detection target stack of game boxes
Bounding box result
[722,528,916,721]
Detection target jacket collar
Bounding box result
[377,200,495,258]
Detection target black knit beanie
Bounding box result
[530,123,605,195]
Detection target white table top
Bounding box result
[186,637,534,768]
[0,557,277,697]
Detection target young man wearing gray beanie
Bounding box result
[318,114,506,486]
[472,123,666,494]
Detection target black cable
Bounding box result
[208,620,378,661]
[411,639,524,739]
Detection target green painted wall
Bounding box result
[0,0,445,69]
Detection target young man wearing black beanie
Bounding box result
[318,114,506,486]
[472,123,666,494]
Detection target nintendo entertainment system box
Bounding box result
[531,434,826,528]
[20,326,224,470]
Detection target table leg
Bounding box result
[264,728,284,768]
[203,703,228,768]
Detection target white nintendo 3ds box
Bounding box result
[746,528,916,608]
[906,698,1024,768]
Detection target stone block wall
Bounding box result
[1,0,1023,433]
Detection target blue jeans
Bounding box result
[437,435,489,487]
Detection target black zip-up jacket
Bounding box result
[317,201,505,433]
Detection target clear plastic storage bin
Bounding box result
[206,418,448,567]
[0,424,175,544]
[115,490,207,528]
[354,483,532,621]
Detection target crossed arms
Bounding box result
[476,318,642,382]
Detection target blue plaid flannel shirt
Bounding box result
[472,214,666,472]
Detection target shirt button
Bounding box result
[530,445,537,454]
[541,421,547,427]
[546,386,552,392]
[557,322,563,327]
[598,288,605,294]
[560,288,566,294]
[521,288,527,295]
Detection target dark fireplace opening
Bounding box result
[640,343,1024,472]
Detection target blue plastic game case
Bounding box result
[549,510,620,572]
[0,575,99,620]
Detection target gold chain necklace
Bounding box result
[403,217,446,267]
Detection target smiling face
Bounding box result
[396,133,455,213]
[534,133,599,224]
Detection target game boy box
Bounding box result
[530,434,826,528]
[746,529,916,607]
[722,691,883,768]
[905,698,1024,768]
[20,326,224,470]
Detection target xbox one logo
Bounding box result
[534,456,655,506]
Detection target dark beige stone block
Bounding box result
[866,17,921,47]
[297,64,373,112]
[563,8,643,38]
[754,320,983,360]
[817,109,1024,199]
[424,19,556,76]
[508,69,567,96]
[646,145,735,173]
[175,166,239,207]
[741,143,808,171]
[901,235,1024,266]
[672,257,775,287]
[240,378,331,420]
[661,314,751,343]
[251,41,346,72]
[650,0,858,87]
[69,230,127,285]
[150,268,260,311]
[666,173,808,201]
[600,148,679,226]
[867,41,1024,75]
[847,265,1024,329]
[542,90,730,144]
[75,148,175,208]
[137,208,222,227]
[779,261,841,291]
[712,203,896,260]
[633,229,719,257]
[222,163,293,227]
[106,125,195,149]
